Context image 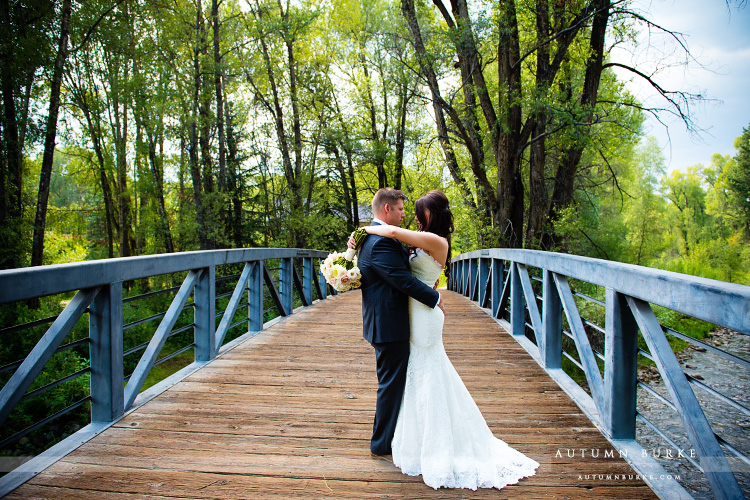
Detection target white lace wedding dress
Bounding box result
[391,248,539,490]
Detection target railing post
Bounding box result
[248,261,263,331]
[603,288,638,439]
[491,258,504,317]
[510,263,525,337]
[469,258,478,301]
[479,257,490,307]
[448,262,458,292]
[318,259,327,299]
[280,258,293,314]
[194,265,216,362]
[89,282,124,422]
[303,257,313,304]
[462,260,469,296]
[542,270,562,369]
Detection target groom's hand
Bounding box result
[436,294,445,314]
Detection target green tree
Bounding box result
[726,125,750,237]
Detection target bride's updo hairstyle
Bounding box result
[414,190,454,279]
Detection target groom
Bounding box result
[357,188,444,456]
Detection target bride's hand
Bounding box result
[436,294,445,314]
[347,232,357,249]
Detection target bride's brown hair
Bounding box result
[414,190,454,279]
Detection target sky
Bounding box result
[610,0,750,171]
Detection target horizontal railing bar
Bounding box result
[0,359,22,375]
[123,301,195,331]
[716,434,750,467]
[0,396,91,450]
[582,318,605,335]
[123,285,181,304]
[227,317,250,331]
[594,349,605,364]
[0,248,328,304]
[562,350,584,371]
[168,323,196,337]
[123,342,149,358]
[0,314,59,337]
[638,381,677,412]
[152,343,195,368]
[216,272,242,283]
[638,348,655,362]
[665,327,750,370]
[216,291,235,300]
[636,412,703,472]
[124,321,197,358]
[0,337,90,375]
[21,367,91,402]
[686,374,750,418]
[573,291,605,307]
[123,311,166,330]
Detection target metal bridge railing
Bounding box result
[0,248,333,495]
[450,249,749,500]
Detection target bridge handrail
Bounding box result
[456,248,750,334]
[450,249,748,500]
[0,248,329,304]
[0,247,333,496]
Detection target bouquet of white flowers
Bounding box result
[320,228,367,292]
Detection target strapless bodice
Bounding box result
[409,248,443,285]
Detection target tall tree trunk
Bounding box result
[190,0,208,249]
[436,0,497,232]
[360,50,387,189]
[394,80,410,191]
[546,0,610,245]
[212,0,226,192]
[401,0,476,209]
[31,0,72,267]
[280,1,304,248]
[332,92,359,226]
[72,74,115,258]
[225,101,242,247]
[525,0,551,248]
[145,125,174,253]
[252,3,303,247]
[346,146,359,227]
[332,145,353,228]
[0,0,22,225]
[495,0,525,248]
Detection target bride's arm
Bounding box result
[364,225,448,262]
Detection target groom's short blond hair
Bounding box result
[372,188,407,215]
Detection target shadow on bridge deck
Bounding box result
[5,290,657,499]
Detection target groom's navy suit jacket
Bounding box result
[358,222,440,344]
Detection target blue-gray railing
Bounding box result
[0,248,331,495]
[449,249,749,500]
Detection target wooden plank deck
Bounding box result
[5,290,658,499]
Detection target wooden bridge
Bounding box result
[0,248,747,499]
[2,291,657,499]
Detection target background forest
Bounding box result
[0,0,748,283]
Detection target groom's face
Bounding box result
[384,199,406,226]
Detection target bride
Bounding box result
[354,190,539,490]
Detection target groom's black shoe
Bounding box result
[370,451,391,457]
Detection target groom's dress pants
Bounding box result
[370,339,410,455]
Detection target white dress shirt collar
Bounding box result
[372,217,387,225]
